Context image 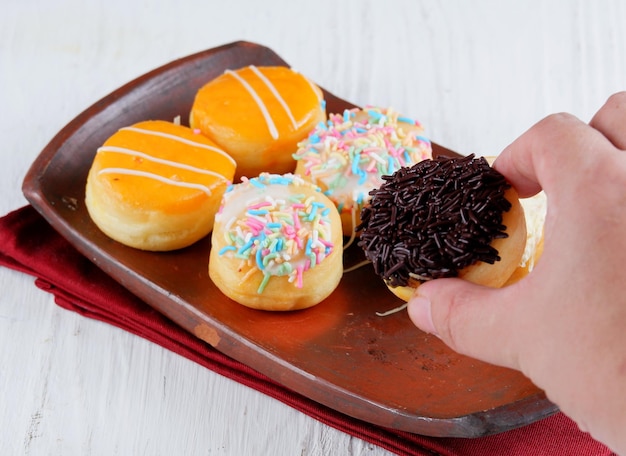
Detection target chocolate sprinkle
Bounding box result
[357,154,512,287]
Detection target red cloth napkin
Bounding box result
[0,205,615,456]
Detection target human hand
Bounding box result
[407,92,626,454]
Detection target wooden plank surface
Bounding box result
[1,1,625,454]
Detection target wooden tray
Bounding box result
[22,41,557,437]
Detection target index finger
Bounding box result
[492,112,609,198]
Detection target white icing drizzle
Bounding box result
[249,65,298,131]
[97,168,214,196]
[119,126,236,167]
[225,69,279,139]
[97,146,230,180]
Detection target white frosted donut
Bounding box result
[209,173,343,311]
[293,107,432,236]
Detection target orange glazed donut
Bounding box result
[85,120,236,251]
[209,173,343,311]
[357,154,527,302]
[190,65,326,181]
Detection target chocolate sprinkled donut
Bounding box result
[357,154,512,287]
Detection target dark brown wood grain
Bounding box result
[22,41,557,437]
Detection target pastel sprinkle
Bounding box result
[258,273,271,293]
[397,116,416,124]
[238,239,254,254]
[248,201,272,210]
[247,209,269,216]
[293,211,301,229]
[218,245,237,255]
[296,265,304,288]
[256,247,264,270]
[250,178,266,189]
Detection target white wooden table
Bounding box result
[1,1,624,454]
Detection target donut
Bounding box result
[293,107,432,236]
[357,154,527,301]
[209,173,343,311]
[504,191,547,285]
[85,120,236,251]
[189,65,326,181]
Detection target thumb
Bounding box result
[407,278,522,371]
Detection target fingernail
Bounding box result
[408,294,438,336]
